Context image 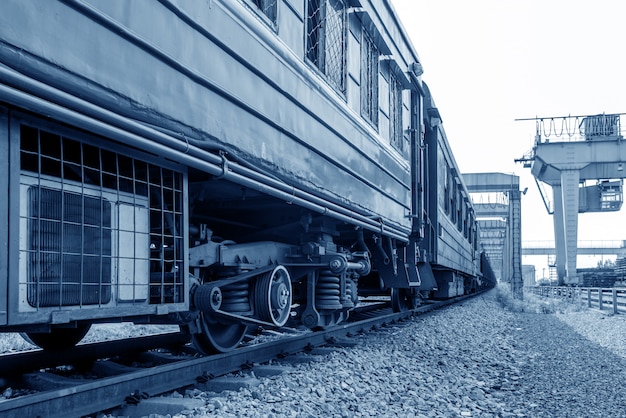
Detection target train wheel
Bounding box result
[254,265,292,327]
[191,313,247,354]
[390,288,420,312]
[22,324,91,351]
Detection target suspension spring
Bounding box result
[343,278,358,308]
[316,271,342,310]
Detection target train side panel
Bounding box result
[0,0,413,232]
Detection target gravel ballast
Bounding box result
[4,287,626,417]
[158,288,626,418]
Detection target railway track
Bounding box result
[0,294,478,418]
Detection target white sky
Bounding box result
[392,0,626,278]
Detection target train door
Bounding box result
[410,89,424,239]
[408,87,437,291]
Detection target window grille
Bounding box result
[462,213,466,236]
[389,70,403,150]
[456,197,465,231]
[443,167,450,215]
[306,0,347,93]
[251,0,277,23]
[361,30,379,126]
[451,182,458,224]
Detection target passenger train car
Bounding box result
[419,83,494,299]
[0,0,495,353]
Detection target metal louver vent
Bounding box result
[28,187,112,307]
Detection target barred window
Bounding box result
[306,0,347,93]
[443,166,450,215]
[251,0,277,23]
[360,31,379,126]
[389,70,403,150]
[451,182,458,224]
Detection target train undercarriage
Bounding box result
[7,119,489,354]
[185,223,373,353]
[10,121,415,353]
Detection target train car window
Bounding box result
[473,223,478,251]
[443,164,450,215]
[306,0,347,94]
[389,70,403,151]
[463,207,467,238]
[360,30,379,127]
[448,168,454,217]
[457,191,462,228]
[451,179,457,224]
[248,0,278,24]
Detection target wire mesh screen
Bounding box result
[389,71,403,151]
[147,165,185,304]
[19,124,184,308]
[361,31,379,126]
[306,0,347,93]
[252,0,277,23]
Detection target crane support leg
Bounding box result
[561,170,580,284]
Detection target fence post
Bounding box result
[613,289,618,314]
[599,289,603,311]
[588,289,591,308]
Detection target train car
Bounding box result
[0,0,492,353]
[420,83,496,297]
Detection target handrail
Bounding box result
[529,286,626,315]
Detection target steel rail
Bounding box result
[0,292,482,418]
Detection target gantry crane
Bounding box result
[516,113,625,285]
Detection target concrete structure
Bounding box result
[523,240,626,256]
[463,173,523,298]
[522,265,536,287]
[519,114,626,285]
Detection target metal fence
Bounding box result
[530,286,626,314]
